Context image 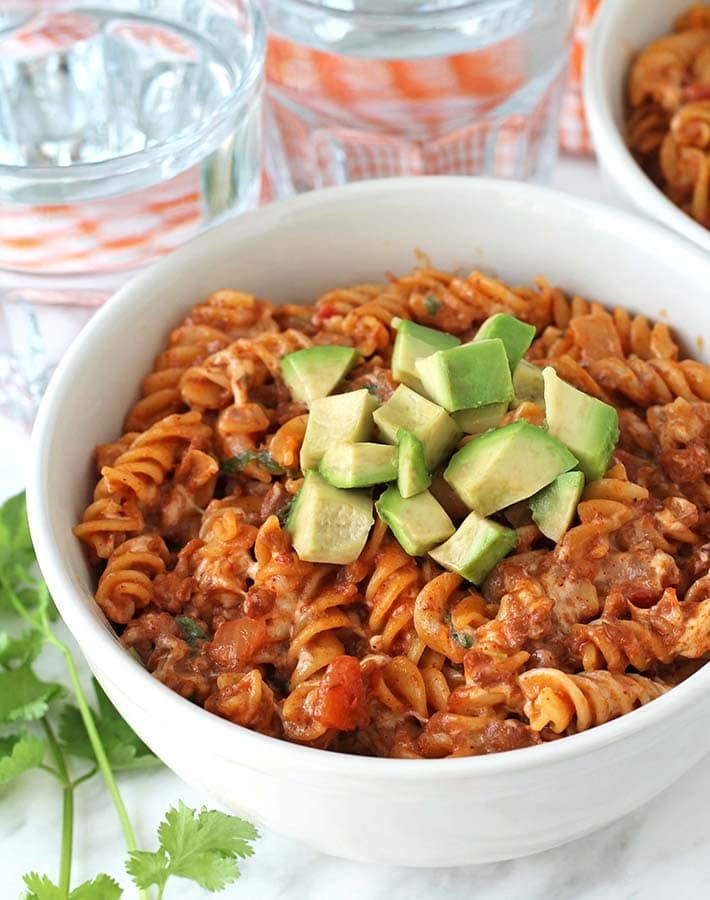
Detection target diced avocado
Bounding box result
[396,428,431,498]
[511,360,545,409]
[429,510,517,585]
[444,420,578,516]
[280,346,360,406]
[474,313,535,371]
[300,389,378,471]
[391,318,460,393]
[414,339,513,412]
[376,486,454,556]
[373,384,461,470]
[530,470,585,543]
[287,471,373,564]
[542,367,619,482]
[453,402,507,435]
[319,442,398,488]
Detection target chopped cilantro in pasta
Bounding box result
[424,294,440,315]
[176,616,208,647]
[220,450,284,475]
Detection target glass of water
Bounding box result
[262,0,576,195]
[0,0,265,421]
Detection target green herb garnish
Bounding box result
[176,616,208,648]
[220,450,284,475]
[276,499,294,527]
[0,492,259,897]
[424,294,440,315]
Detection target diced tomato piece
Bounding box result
[313,655,368,732]
[209,616,267,669]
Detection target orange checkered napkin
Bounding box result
[559,0,601,156]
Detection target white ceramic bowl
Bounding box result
[28,178,710,866]
[584,0,710,253]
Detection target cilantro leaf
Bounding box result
[220,450,284,475]
[0,733,46,785]
[126,802,258,893]
[275,499,294,527]
[424,294,440,315]
[23,872,122,900]
[176,616,207,648]
[0,662,64,723]
[59,679,157,772]
[0,491,34,570]
[0,629,43,666]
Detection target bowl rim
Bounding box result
[583,0,710,253]
[27,175,710,781]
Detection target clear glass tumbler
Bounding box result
[0,0,265,421]
[262,0,576,195]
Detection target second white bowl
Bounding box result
[584,0,710,253]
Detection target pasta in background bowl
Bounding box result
[27,178,710,865]
[585,0,710,252]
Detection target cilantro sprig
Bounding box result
[220,450,284,475]
[0,492,259,898]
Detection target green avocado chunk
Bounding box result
[414,339,513,412]
[287,471,373,564]
[429,510,517,585]
[444,420,578,516]
[453,402,507,435]
[280,345,360,406]
[319,442,398,488]
[300,388,378,471]
[376,486,455,556]
[373,384,461,470]
[542,367,619,482]
[391,318,460,393]
[474,313,536,371]
[396,428,431,498]
[511,360,545,409]
[530,470,585,543]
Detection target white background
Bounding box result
[2,159,709,900]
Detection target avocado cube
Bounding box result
[376,486,455,556]
[396,428,431,498]
[287,471,373,564]
[474,313,536,371]
[453,402,507,435]
[414,339,513,412]
[319,442,398,489]
[444,420,578,516]
[530,470,585,543]
[542,367,619,482]
[280,345,360,406]
[391,318,460,394]
[373,384,461,470]
[300,388,378,471]
[429,510,517,585]
[512,360,545,409]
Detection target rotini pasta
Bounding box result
[74,261,710,758]
[627,6,710,227]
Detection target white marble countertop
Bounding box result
[2,158,709,900]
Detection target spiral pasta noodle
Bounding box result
[75,261,710,758]
[627,7,710,227]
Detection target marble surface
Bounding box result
[2,158,709,900]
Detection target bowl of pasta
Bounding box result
[27,177,710,866]
[585,0,710,252]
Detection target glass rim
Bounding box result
[266,0,543,27]
[0,0,266,196]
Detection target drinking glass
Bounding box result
[262,0,577,195]
[0,0,265,421]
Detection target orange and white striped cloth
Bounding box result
[559,0,601,156]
